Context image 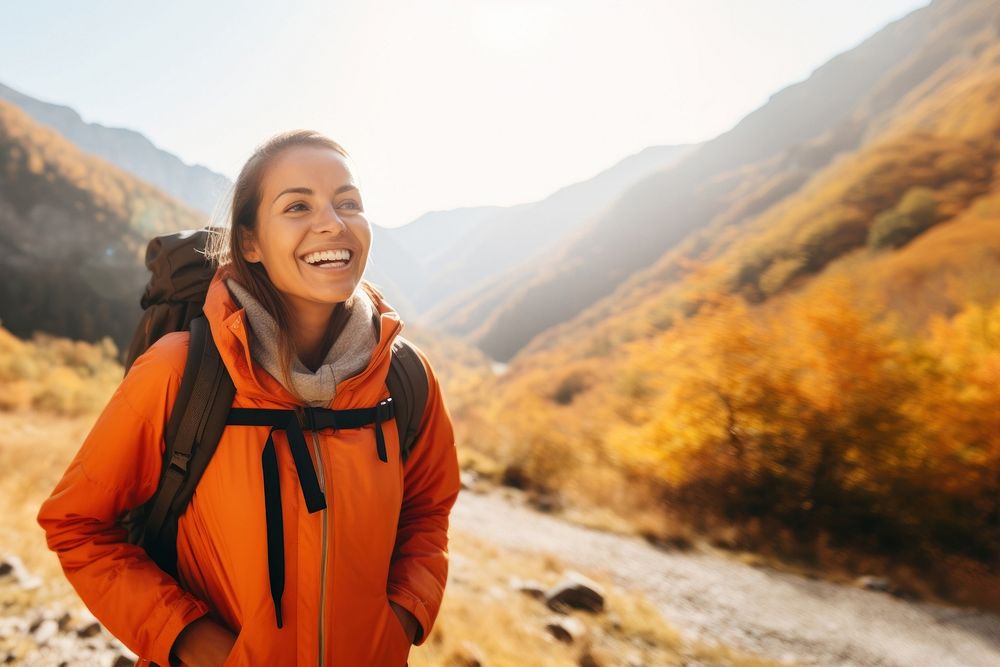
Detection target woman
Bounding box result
[37,130,461,666]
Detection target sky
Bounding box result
[1,0,929,228]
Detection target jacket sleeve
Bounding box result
[36,334,210,667]
[386,350,462,646]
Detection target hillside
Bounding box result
[440,0,996,362]
[0,82,230,216]
[0,100,206,356]
[519,3,1000,363]
[419,144,694,319]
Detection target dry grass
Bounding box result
[0,326,121,417]
[0,411,94,605]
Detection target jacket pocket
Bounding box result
[220,631,246,667]
[383,597,413,666]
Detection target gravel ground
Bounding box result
[450,486,1000,667]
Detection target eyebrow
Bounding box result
[272,184,359,204]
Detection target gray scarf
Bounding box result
[225,278,379,407]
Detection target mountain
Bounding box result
[0,82,230,216]
[435,0,994,362]
[0,100,204,354]
[414,144,694,317]
[391,206,506,270]
[512,0,1000,364]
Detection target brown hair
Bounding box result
[203,129,385,402]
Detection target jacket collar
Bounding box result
[202,266,404,409]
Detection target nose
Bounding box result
[313,202,348,234]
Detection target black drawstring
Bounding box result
[227,400,396,628]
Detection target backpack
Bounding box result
[119,228,429,584]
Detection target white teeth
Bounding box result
[303,249,351,265]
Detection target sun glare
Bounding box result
[473,1,555,51]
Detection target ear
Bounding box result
[239,228,262,263]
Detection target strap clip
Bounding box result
[168,451,191,475]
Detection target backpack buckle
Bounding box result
[168,451,191,474]
[294,405,314,432]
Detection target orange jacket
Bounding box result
[37,267,462,666]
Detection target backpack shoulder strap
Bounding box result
[386,336,430,466]
[143,315,236,575]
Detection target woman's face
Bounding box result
[242,145,371,315]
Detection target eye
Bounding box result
[286,202,309,213]
[338,200,361,210]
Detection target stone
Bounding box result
[528,491,563,513]
[77,621,102,639]
[33,619,59,644]
[508,575,546,600]
[855,575,893,593]
[459,469,478,490]
[445,639,485,667]
[544,615,586,643]
[545,571,605,613]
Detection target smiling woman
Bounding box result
[37,129,462,667]
[236,145,373,373]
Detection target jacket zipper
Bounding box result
[309,428,329,667]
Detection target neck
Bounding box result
[289,298,353,371]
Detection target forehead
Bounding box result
[261,145,356,194]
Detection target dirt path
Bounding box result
[450,486,1000,667]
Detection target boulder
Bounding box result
[545,571,605,613]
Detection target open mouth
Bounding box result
[300,248,353,271]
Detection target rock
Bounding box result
[528,490,563,513]
[642,530,693,552]
[77,621,102,638]
[0,555,41,590]
[459,469,478,490]
[445,639,485,667]
[508,575,546,600]
[545,615,586,643]
[33,619,59,644]
[56,612,72,632]
[855,575,893,593]
[625,651,645,667]
[500,464,529,490]
[111,655,136,667]
[545,571,605,613]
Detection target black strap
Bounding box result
[143,317,236,574]
[227,408,327,513]
[226,401,396,628]
[260,428,285,628]
[386,338,429,464]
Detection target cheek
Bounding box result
[350,220,373,255]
